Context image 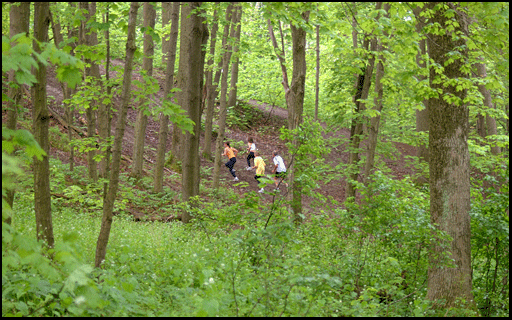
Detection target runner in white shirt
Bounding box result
[272,150,288,189]
[246,137,256,170]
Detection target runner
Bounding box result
[222,142,239,181]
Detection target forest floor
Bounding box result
[3,59,418,220]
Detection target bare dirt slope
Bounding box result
[4,61,418,218]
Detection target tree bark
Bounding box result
[95,2,139,268]
[49,4,78,174]
[179,2,208,223]
[4,1,30,221]
[154,1,180,193]
[475,60,501,155]
[287,10,310,223]
[161,2,172,66]
[202,3,220,159]
[32,2,54,248]
[227,4,242,109]
[314,23,320,122]
[212,3,236,189]
[425,2,475,309]
[346,31,377,201]
[413,5,429,185]
[132,2,156,180]
[364,3,389,183]
[79,2,99,182]
[99,4,111,182]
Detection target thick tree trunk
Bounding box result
[212,3,236,189]
[180,2,208,222]
[4,1,30,220]
[95,2,139,268]
[425,2,475,309]
[227,5,242,109]
[32,2,54,248]
[132,2,156,180]
[154,1,180,193]
[287,10,310,223]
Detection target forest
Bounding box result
[2,2,509,317]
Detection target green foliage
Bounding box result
[151,89,195,135]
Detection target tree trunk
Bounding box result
[99,4,111,182]
[49,5,78,174]
[180,2,208,223]
[154,1,180,193]
[132,2,156,180]
[363,3,389,183]
[95,2,139,268]
[346,32,377,201]
[79,2,99,182]
[287,10,310,223]
[268,18,291,119]
[475,60,501,155]
[314,23,320,122]
[413,5,429,185]
[212,3,236,189]
[425,2,475,309]
[32,2,54,248]
[204,3,231,160]
[161,2,172,66]
[227,4,242,109]
[4,1,30,221]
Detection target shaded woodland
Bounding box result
[2,2,509,317]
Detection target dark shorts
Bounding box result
[275,171,286,179]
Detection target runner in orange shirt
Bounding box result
[222,141,239,181]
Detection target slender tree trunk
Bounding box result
[314,23,320,121]
[288,10,310,223]
[425,2,475,309]
[79,2,99,182]
[154,1,180,193]
[99,5,111,182]
[413,5,429,185]
[95,2,139,268]
[4,1,30,220]
[66,2,78,172]
[32,2,54,248]
[212,2,236,189]
[49,5,78,175]
[346,31,377,201]
[202,3,220,159]
[475,60,501,155]
[364,3,389,183]
[161,2,172,66]
[180,2,208,222]
[132,2,156,180]
[268,18,291,120]
[227,4,242,109]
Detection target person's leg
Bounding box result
[247,152,254,167]
[226,158,236,177]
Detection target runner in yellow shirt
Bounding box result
[251,150,266,193]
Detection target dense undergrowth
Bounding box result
[2,150,509,316]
